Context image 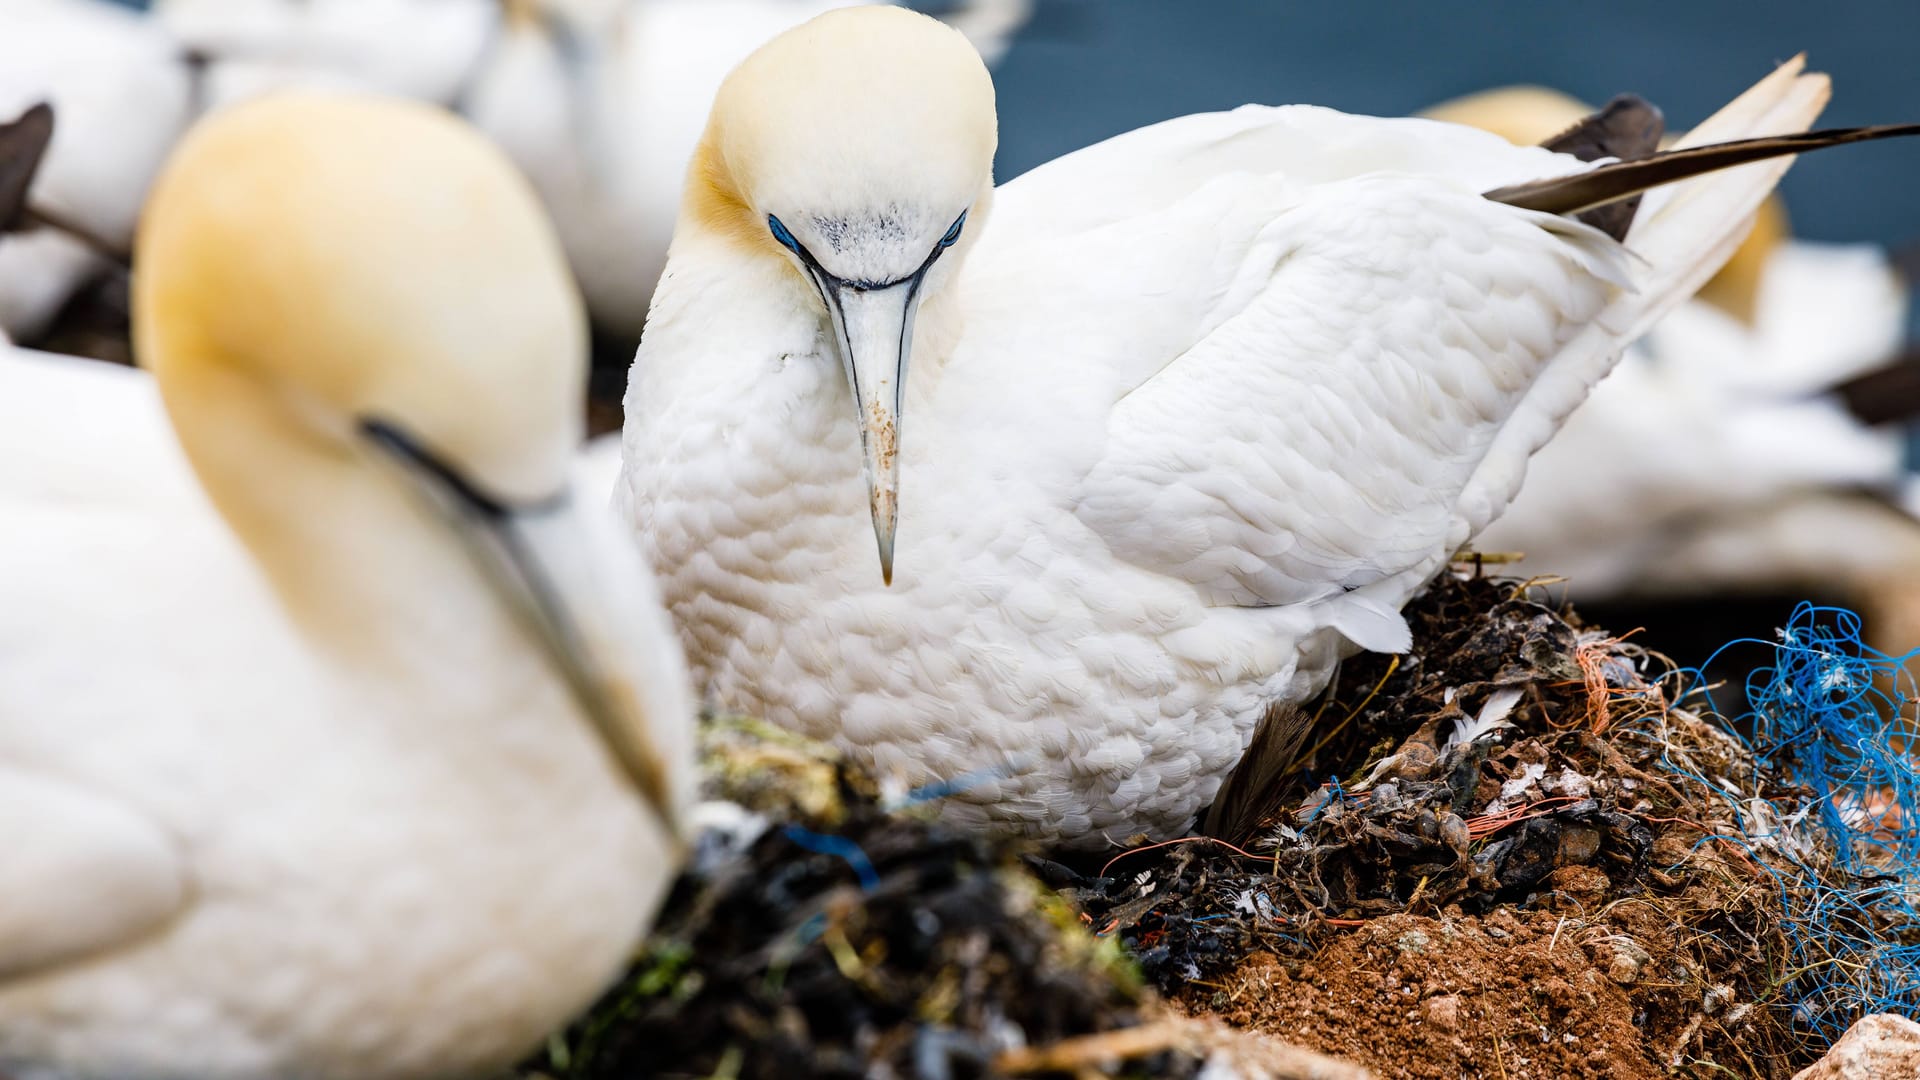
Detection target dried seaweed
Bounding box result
[518,720,1213,1080]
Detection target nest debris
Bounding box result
[1066,571,1824,1077]
[515,720,1356,1080]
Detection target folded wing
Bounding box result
[970,59,1828,654]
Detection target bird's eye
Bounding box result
[938,211,967,249]
[768,214,802,256]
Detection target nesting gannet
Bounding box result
[154,0,498,107]
[1434,87,1917,604]
[0,0,192,342]
[0,95,693,1078]
[622,7,1919,843]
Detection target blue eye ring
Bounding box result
[768,214,802,255]
[939,210,967,248]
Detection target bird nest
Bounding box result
[518,571,1917,1080]
[1067,570,1917,1078]
[515,719,1359,1080]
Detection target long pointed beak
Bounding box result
[818,277,922,585]
[361,420,690,842]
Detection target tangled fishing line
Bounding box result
[1665,603,1920,1044]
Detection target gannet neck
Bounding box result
[158,364,511,660]
[677,130,787,258]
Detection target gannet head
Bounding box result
[691,6,997,584]
[136,93,687,835]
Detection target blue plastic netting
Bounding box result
[1662,603,1920,1044]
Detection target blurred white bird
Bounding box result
[1432,86,1920,609]
[156,0,498,105]
[622,7,1917,843]
[0,95,693,1079]
[0,0,191,343]
[1475,242,1914,595]
[149,0,1031,340]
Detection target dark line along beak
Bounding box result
[360,419,682,835]
[805,267,924,586]
[776,211,964,586]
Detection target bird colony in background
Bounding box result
[0,0,1032,349]
[4,3,1920,1077]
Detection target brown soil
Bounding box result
[1184,902,1792,1080]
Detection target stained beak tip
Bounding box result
[876,531,896,587]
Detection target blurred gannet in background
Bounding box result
[0,0,192,344]
[156,0,498,105]
[1431,86,1920,660]
[150,0,1032,341]
[0,95,692,1078]
[623,7,1920,844]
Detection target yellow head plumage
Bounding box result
[684,5,997,269]
[135,92,587,502]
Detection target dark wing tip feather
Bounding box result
[0,102,54,232]
[1540,93,1666,163]
[1891,238,1920,284]
[1538,93,1667,242]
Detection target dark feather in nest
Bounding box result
[1202,699,1311,843]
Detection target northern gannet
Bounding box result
[0,95,693,1078]
[622,7,1915,843]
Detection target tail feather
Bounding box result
[1488,122,1920,219]
[1893,238,1920,283]
[1456,57,1834,539]
[1608,58,1832,342]
[1202,701,1311,841]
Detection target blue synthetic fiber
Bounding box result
[1659,603,1920,1045]
[781,825,882,891]
[1300,775,1355,824]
